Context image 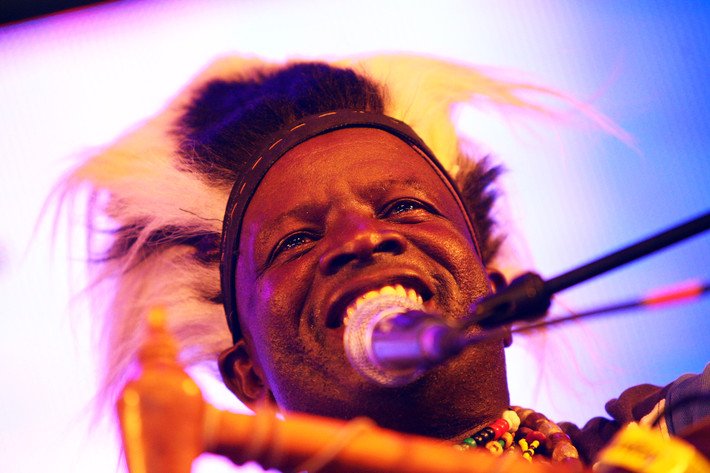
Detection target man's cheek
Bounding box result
[256,275,300,333]
[257,277,278,307]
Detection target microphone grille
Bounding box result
[343,293,424,387]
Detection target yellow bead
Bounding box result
[501,431,514,449]
[486,440,503,456]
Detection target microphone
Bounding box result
[343,294,462,387]
[343,211,710,387]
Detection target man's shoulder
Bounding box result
[560,363,710,464]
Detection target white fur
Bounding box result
[60,53,621,407]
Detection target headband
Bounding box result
[220,110,480,343]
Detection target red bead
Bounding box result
[516,426,532,441]
[489,419,509,439]
[526,430,546,445]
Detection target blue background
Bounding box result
[1,1,708,471]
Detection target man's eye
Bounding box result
[275,233,314,255]
[387,200,426,215]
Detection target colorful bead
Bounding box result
[515,407,534,423]
[472,427,495,445]
[552,442,580,462]
[525,430,546,445]
[526,412,547,429]
[486,440,503,455]
[546,431,570,450]
[502,409,521,432]
[518,438,532,462]
[538,420,563,437]
[455,407,579,465]
[516,426,533,441]
[489,419,510,439]
[500,431,514,449]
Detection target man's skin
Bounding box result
[219,128,510,440]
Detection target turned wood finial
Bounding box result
[117,307,205,473]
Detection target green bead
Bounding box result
[463,437,477,447]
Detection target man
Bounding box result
[67,54,707,467]
[217,124,509,440]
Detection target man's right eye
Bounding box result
[273,232,316,258]
[387,199,425,215]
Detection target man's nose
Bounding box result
[318,219,407,275]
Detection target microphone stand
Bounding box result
[467,210,710,329]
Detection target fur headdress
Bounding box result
[61,53,622,407]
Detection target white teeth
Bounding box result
[407,288,423,305]
[344,306,356,326]
[341,284,424,327]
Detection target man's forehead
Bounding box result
[245,130,441,204]
[266,128,431,176]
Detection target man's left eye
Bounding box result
[277,233,315,254]
[387,200,426,215]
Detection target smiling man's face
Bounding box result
[223,127,509,438]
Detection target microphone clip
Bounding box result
[469,272,550,328]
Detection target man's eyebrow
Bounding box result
[256,201,322,246]
[372,177,426,193]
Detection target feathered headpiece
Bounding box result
[60,53,622,407]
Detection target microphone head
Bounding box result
[343,293,425,387]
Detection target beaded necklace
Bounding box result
[455,406,582,467]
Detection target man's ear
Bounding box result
[486,269,513,348]
[487,268,507,294]
[218,339,272,407]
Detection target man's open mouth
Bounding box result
[325,275,434,329]
[342,284,424,327]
